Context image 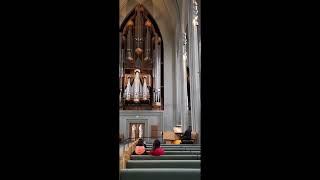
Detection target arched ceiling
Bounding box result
[119,0,181,33]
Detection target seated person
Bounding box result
[180,126,193,144]
[141,139,147,148]
[132,139,148,155]
[149,139,165,156]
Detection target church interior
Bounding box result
[119,0,201,179]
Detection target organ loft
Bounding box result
[119,4,164,110]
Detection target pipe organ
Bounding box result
[120,4,163,110]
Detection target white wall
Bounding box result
[119,110,163,143]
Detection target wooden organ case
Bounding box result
[119,4,163,110]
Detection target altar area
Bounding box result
[119,110,163,144]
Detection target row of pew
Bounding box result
[120,143,201,180]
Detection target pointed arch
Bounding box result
[119,4,164,110]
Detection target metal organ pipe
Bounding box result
[144,20,152,61]
[125,76,131,101]
[134,6,144,54]
[133,69,141,103]
[126,20,134,61]
[142,76,149,100]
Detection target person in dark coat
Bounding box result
[181,126,193,144]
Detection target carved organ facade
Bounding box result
[120,4,163,110]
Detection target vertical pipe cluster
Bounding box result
[153,33,161,107]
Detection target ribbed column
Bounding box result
[181,32,190,133]
[188,0,201,142]
[174,27,182,126]
[175,27,190,132]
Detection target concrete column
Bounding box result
[181,32,190,133]
[174,25,189,132]
[188,0,201,142]
[174,0,190,131]
[174,27,182,127]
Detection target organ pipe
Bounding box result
[133,69,141,103]
[142,76,149,100]
[126,20,134,61]
[125,76,131,101]
[144,20,152,61]
[134,6,144,55]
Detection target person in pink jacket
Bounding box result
[149,139,165,156]
[132,139,148,155]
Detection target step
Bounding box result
[145,144,200,146]
[164,151,201,155]
[126,160,201,169]
[146,145,201,148]
[146,146,201,148]
[131,155,201,160]
[146,147,201,151]
[120,168,200,180]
